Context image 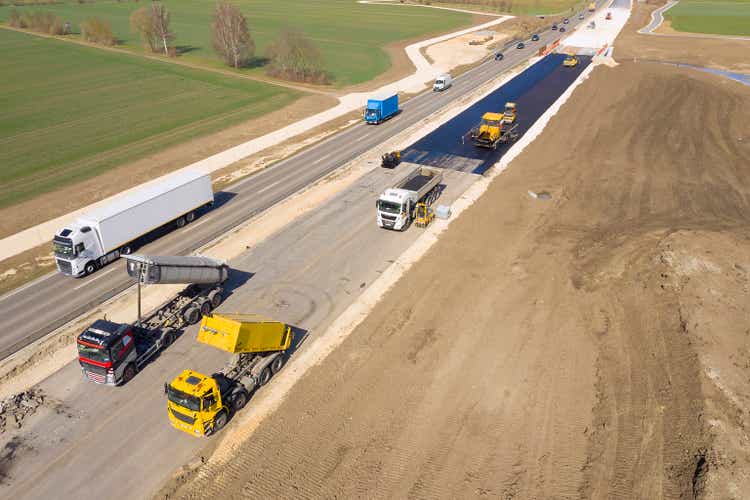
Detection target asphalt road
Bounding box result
[402,53,592,173]
[0,167,479,500]
[0,7,597,361]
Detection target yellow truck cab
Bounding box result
[478,112,503,142]
[563,55,579,67]
[166,313,292,436]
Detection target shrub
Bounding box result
[15,10,65,34]
[7,7,22,27]
[80,17,116,45]
[266,29,330,84]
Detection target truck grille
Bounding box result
[170,409,196,425]
[57,259,72,274]
[84,369,106,384]
[381,215,396,221]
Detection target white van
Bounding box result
[433,74,452,91]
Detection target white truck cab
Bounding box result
[376,188,414,231]
[433,74,452,91]
[53,222,111,277]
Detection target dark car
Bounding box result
[516,42,525,49]
[579,13,585,20]
[559,27,566,32]
[563,18,570,24]
[495,52,504,60]
[551,24,558,30]
[531,34,540,41]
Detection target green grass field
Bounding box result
[0,0,471,86]
[0,28,299,209]
[665,0,750,36]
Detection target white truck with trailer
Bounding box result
[376,167,443,231]
[53,169,213,277]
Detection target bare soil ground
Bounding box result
[619,1,750,72]
[161,59,750,498]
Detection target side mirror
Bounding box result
[164,382,168,395]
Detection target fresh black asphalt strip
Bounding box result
[401,53,592,174]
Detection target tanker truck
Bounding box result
[376,166,443,231]
[166,313,293,436]
[76,254,228,385]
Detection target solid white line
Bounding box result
[187,217,211,230]
[0,270,57,302]
[72,267,116,291]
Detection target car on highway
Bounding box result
[579,13,585,20]
[516,42,525,49]
[551,24,558,30]
[563,18,569,24]
[560,27,566,32]
[495,52,504,60]
[531,34,540,41]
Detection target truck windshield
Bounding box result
[167,386,201,411]
[365,109,378,118]
[378,200,402,214]
[53,241,75,257]
[77,342,110,363]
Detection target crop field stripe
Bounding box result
[0,28,299,208]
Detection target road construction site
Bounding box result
[13,1,744,498]
[165,11,750,500]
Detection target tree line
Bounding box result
[5,1,329,84]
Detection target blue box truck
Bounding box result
[364,92,399,124]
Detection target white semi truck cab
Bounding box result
[53,170,213,277]
[376,167,443,231]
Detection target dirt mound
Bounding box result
[162,62,750,499]
[0,389,45,434]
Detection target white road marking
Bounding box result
[257,179,284,195]
[187,217,211,230]
[73,267,116,290]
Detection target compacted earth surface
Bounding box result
[162,43,750,500]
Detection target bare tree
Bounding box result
[150,1,173,56]
[266,29,329,84]
[211,1,254,69]
[130,6,157,52]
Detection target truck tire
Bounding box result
[185,211,196,223]
[200,301,211,317]
[176,216,186,229]
[160,328,174,348]
[259,367,271,386]
[183,307,201,325]
[120,244,132,255]
[121,363,136,384]
[232,391,248,412]
[208,290,223,309]
[271,355,284,374]
[84,261,97,275]
[213,411,228,433]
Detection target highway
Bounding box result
[0,7,606,497]
[0,9,596,361]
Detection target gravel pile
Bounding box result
[0,389,45,433]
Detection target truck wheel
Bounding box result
[271,356,284,374]
[183,307,200,325]
[160,328,174,348]
[176,216,186,228]
[84,261,97,275]
[185,211,196,223]
[232,391,248,412]
[120,245,132,255]
[208,290,223,309]
[213,411,228,433]
[200,301,211,316]
[122,364,136,384]
[259,367,271,386]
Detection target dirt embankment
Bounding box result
[161,61,750,499]
[618,1,750,72]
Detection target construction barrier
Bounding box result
[596,43,609,55]
[540,39,561,56]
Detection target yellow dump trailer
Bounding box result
[197,313,292,354]
[167,313,293,436]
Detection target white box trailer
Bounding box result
[53,170,213,277]
[376,167,443,231]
